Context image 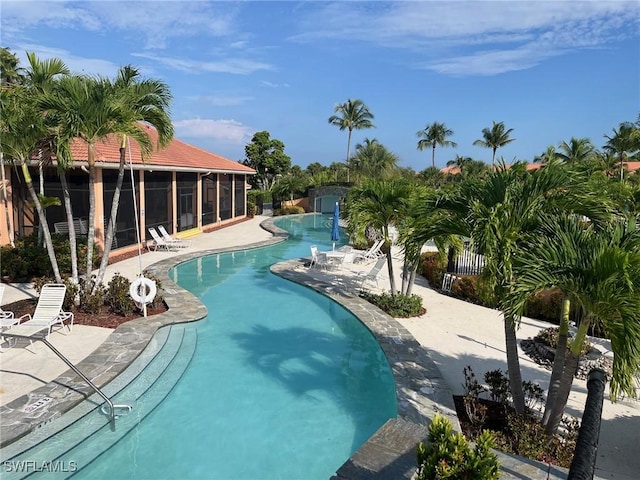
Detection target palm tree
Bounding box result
[328,99,375,163]
[93,66,173,287]
[533,145,558,165]
[604,122,640,180]
[24,53,78,281]
[417,122,457,168]
[473,121,515,166]
[508,215,640,435]
[40,68,172,289]
[346,178,412,294]
[421,160,604,414]
[349,138,399,179]
[556,137,595,164]
[0,86,63,282]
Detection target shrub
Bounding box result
[524,290,564,323]
[78,276,105,314]
[536,327,591,356]
[419,251,446,288]
[359,291,425,317]
[105,273,136,316]
[143,271,165,309]
[0,233,99,282]
[32,276,79,311]
[416,414,500,480]
[484,369,511,405]
[451,275,480,301]
[273,205,305,216]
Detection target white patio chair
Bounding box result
[158,225,191,249]
[148,227,180,252]
[5,284,73,348]
[357,256,387,289]
[353,239,384,263]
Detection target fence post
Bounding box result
[568,368,606,480]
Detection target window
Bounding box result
[202,174,217,226]
[144,171,173,233]
[234,174,245,217]
[177,172,197,231]
[219,174,232,220]
[103,169,140,249]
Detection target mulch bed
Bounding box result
[3,299,168,329]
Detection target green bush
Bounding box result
[451,275,480,301]
[105,273,136,316]
[419,251,446,288]
[32,276,79,311]
[0,233,99,282]
[142,271,165,309]
[359,291,425,317]
[416,414,500,480]
[247,190,272,214]
[536,327,591,356]
[273,205,305,216]
[524,290,564,322]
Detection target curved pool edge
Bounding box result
[0,234,286,448]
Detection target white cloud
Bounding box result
[1,0,238,49]
[13,44,121,77]
[189,95,254,107]
[291,1,640,76]
[132,53,272,75]
[260,80,290,88]
[174,118,254,144]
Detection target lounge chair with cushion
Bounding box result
[6,284,73,346]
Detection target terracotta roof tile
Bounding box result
[68,124,254,174]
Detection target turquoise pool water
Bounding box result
[78,214,397,479]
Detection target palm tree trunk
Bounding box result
[492,148,497,166]
[542,298,571,426]
[545,319,590,437]
[432,145,436,168]
[59,172,79,286]
[406,260,418,296]
[0,153,15,248]
[346,128,353,163]
[85,144,97,283]
[94,143,127,290]
[37,163,44,246]
[504,315,526,414]
[386,249,396,294]
[21,162,62,283]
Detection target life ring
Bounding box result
[129,277,157,308]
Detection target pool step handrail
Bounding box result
[2,332,132,429]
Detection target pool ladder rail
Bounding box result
[2,332,133,429]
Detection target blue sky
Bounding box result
[2,1,639,171]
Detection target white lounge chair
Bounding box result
[148,227,181,252]
[0,285,20,349]
[6,284,73,345]
[309,245,319,268]
[357,256,387,289]
[158,225,191,249]
[0,284,16,324]
[354,239,384,263]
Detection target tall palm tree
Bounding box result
[473,121,515,166]
[328,99,375,163]
[604,122,640,180]
[346,178,412,294]
[556,137,595,164]
[41,69,172,289]
[0,86,63,282]
[93,66,173,287]
[24,53,78,281]
[417,122,457,168]
[508,216,640,435]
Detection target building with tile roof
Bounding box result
[1,127,256,259]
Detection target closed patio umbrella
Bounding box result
[331,202,340,250]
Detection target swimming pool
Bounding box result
[78,214,397,479]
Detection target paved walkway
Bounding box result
[1,215,638,479]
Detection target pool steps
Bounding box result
[0,324,198,479]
